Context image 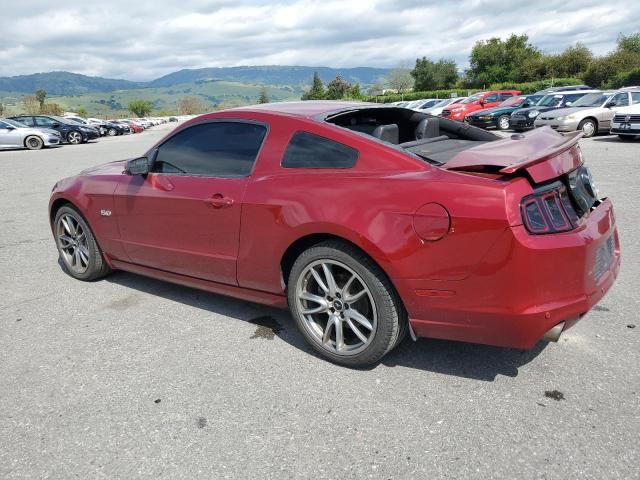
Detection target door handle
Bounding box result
[205,194,234,209]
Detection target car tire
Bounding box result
[578,118,597,138]
[288,240,406,368]
[498,115,510,131]
[617,135,637,141]
[107,128,117,136]
[67,130,83,145]
[24,135,44,150]
[53,205,112,281]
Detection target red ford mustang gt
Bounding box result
[49,101,620,367]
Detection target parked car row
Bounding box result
[0,114,167,150]
[393,85,640,140]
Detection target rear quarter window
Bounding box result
[281,131,359,169]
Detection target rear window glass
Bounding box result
[282,131,358,169]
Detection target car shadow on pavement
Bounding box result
[591,136,632,143]
[104,270,547,382]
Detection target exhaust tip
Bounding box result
[543,322,565,342]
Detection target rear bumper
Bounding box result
[396,198,620,349]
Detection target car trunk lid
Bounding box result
[443,127,583,183]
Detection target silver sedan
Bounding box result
[0,118,62,150]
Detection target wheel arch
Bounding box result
[280,232,400,299]
[580,116,598,129]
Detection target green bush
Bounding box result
[365,78,584,103]
[606,68,640,89]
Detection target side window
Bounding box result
[631,92,640,104]
[0,121,9,129]
[499,93,513,100]
[611,93,629,107]
[485,94,499,102]
[565,94,583,103]
[16,117,34,127]
[152,122,266,177]
[35,117,55,127]
[282,131,358,169]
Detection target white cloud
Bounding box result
[0,0,637,80]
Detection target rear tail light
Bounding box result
[521,183,578,234]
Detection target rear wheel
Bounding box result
[66,130,83,145]
[497,115,510,131]
[579,118,597,138]
[288,240,406,368]
[54,205,112,281]
[24,135,44,150]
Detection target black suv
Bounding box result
[509,91,591,131]
[8,115,99,144]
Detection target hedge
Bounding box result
[365,78,585,103]
[607,68,640,89]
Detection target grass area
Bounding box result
[0,79,303,117]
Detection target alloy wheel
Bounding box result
[295,259,377,356]
[56,213,90,273]
[498,115,510,130]
[68,131,82,144]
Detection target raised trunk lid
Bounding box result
[444,127,583,183]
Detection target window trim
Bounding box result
[280,130,360,170]
[147,118,269,179]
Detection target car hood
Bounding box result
[443,126,582,183]
[80,160,127,176]
[614,104,640,114]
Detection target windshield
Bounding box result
[461,93,482,104]
[525,95,544,105]
[571,92,613,107]
[499,96,525,107]
[537,95,564,107]
[3,118,27,128]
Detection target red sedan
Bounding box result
[49,101,620,367]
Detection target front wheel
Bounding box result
[24,135,44,150]
[497,115,510,131]
[107,127,117,136]
[579,118,597,138]
[288,241,406,368]
[54,205,112,281]
[66,131,83,145]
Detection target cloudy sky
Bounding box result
[1,0,638,80]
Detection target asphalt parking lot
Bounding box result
[1,124,638,479]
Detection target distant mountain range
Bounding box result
[0,66,390,96]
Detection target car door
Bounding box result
[601,93,631,129]
[0,121,24,147]
[113,120,267,285]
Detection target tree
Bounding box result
[346,83,362,99]
[177,96,207,115]
[385,63,414,93]
[77,107,88,118]
[617,33,640,54]
[128,100,153,117]
[0,103,4,116]
[40,103,64,115]
[258,87,269,104]
[584,34,640,87]
[411,57,458,90]
[35,89,47,109]
[468,34,541,85]
[326,75,351,99]
[302,72,326,100]
[22,96,40,114]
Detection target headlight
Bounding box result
[528,110,540,118]
[557,114,575,121]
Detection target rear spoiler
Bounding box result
[498,131,583,175]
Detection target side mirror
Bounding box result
[522,102,531,108]
[479,98,486,105]
[606,102,616,108]
[51,123,60,128]
[125,156,150,176]
[565,102,573,107]
[3,125,16,130]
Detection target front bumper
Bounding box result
[534,118,580,132]
[465,117,497,129]
[611,121,640,136]
[396,199,620,349]
[509,115,535,130]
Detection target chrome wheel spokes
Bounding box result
[296,260,377,356]
[56,214,90,273]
